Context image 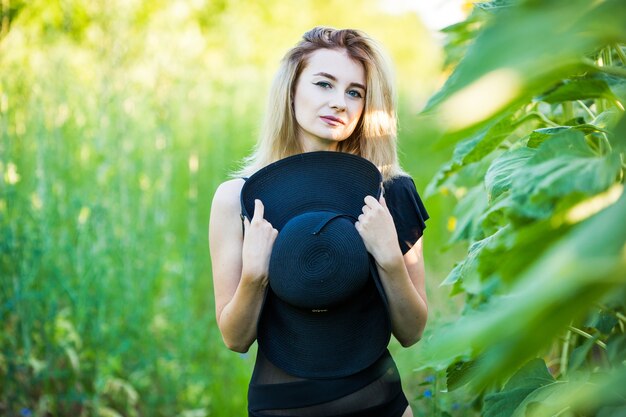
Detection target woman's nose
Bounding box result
[329,92,347,111]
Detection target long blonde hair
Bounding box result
[233,27,408,181]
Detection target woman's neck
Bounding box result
[298,135,339,153]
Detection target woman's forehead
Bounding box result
[302,49,365,85]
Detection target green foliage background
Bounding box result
[2,0,625,416]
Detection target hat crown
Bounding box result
[269,211,370,310]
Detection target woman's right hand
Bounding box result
[241,199,278,286]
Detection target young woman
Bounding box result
[209,26,429,417]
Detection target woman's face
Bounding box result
[293,48,366,151]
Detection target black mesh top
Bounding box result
[245,175,429,417]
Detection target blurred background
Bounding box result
[0,0,472,415]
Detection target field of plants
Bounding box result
[1,0,624,416]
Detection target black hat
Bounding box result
[241,151,391,378]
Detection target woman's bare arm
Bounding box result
[355,195,428,347]
[209,179,277,352]
[374,238,428,347]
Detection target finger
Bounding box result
[244,217,250,229]
[253,199,265,221]
[364,195,378,207]
[362,205,372,214]
[379,195,388,208]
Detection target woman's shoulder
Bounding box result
[211,178,246,212]
[383,174,416,193]
[382,174,429,223]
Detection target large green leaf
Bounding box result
[483,358,555,417]
[526,124,610,149]
[478,191,514,236]
[484,146,535,201]
[610,113,626,152]
[446,184,490,245]
[511,129,622,219]
[441,226,506,293]
[536,77,621,104]
[510,369,626,417]
[567,333,599,372]
[422,0,626,139]
[439,9,488,69]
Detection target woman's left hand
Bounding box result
[354,194,401,266]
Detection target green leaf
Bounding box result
[447,184,489,244]
[423,0,626,138]
[609,113,626,152]
[484,358,555,417]
[423,115,506,197]
[510,369,626,417]
[501,358,555,391]
[606,334,626,367]
[587,309,619,334]
[597,405,626,417]
[461,110,520,165]
[478,192,515,236]
[527,125,609,148]
[477,216,573,284]
[474,0,516,12]
[568,333,599,372]
[536,78,620,103]
[511,130,622,219]
[592,109,623,131]
[484,146,535,201]
[441,225,508,293]
[446,360,479,391]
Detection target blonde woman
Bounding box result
[209,27,429,417]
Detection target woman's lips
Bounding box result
[320,116,345,125]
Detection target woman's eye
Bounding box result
[348,90,363,99]
[315,81,332,89]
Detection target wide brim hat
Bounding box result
[240,151,391,379]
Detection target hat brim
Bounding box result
[257,263,391,379]
[241,151,383,231]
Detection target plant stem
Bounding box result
[600,132,612,155]
[576,100,595,119]
[560,328,572,377]
[567,325,607,349]
[603,46,613,67]
[520,111,560,127]
[562,101,574,122]
[582,58,626,78]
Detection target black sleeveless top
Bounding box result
[245,175,430,417]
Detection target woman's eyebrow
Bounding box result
[313,72,366,91]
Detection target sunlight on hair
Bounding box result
[440,68,521,131]
[565,184,623,224]
[366,109,396,133]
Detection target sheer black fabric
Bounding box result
[248,349,408,417]
[245,174,429,417]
